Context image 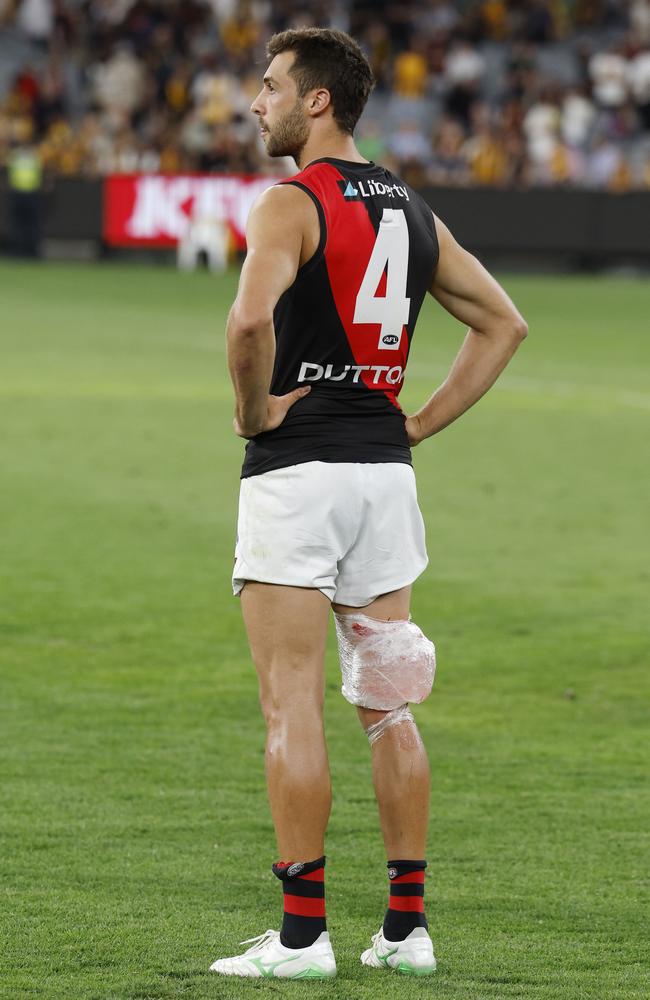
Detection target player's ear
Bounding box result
[307,87,331,117]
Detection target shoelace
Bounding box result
[239,929,279,955]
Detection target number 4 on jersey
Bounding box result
[353,208,411,351]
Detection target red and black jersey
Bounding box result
[241,157,439,478]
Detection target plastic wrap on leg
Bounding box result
[334,612,435,710]
[365,704,415,745]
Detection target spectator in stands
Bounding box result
[10,0,53,48]
[90,41,145,126]
[361,24,391,92]
[462,103,509,185]
[500,127,530,186]
[220,1,259,66]
[585,133,627,188]
[631,0,650,43]
[589,42,629,108]
[356,119,388,165]
[561,85,596,148]
[393,43,429,100]
[629,44,650,129]
[503,41,537,103]
[388,118,432,186]
[429,116,470,185]
[420,0,459,37]
[164,59,192,116]
[191,52,237,126]
[444,39,485,126]
[475,0,509,42]
[34,55,65,133]
[13,63,39,109]
[464,121,509,185]
[520,0,557,44]
[523,84,562,167]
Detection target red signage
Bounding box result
[103,174,281,248]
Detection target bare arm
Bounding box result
[227,184,314,438]
[405,216,528,445]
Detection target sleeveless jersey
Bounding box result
[241,157,439,478]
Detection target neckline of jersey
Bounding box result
[304,156,378,172]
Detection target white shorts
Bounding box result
[232,461,428,607]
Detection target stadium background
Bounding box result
[1,3,648,999]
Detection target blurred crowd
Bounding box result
[1,0,650,190]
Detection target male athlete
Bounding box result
[210,28,527,979]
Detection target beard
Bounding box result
[264,98,310,160]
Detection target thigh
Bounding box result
[233,463,359,601]
[241,583,331,707]
[333,584,412,621]
[333,464,428,608]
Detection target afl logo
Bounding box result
[381,334,399,346]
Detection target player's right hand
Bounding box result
[234,386,311,437]
[263,386,312,432]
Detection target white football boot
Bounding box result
[209,928,336,979]
[361,926,436,976]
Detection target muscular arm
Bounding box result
[226,184,314,438]
[406,216,528,444]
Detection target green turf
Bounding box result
[1,261,648,1000]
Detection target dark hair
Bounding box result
[266,28,374,135]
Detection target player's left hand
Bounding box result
[234,386,311,438]
[404,414,424,447]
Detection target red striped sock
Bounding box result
[272,856,326,949]
[383,859,428,941]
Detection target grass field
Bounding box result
[1,261,648,1000]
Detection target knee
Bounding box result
[357,703,421,747]
[334,613,435,711]
[357,705,386,730]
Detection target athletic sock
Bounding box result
[272,856,326,949]
[382,859,428,942]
